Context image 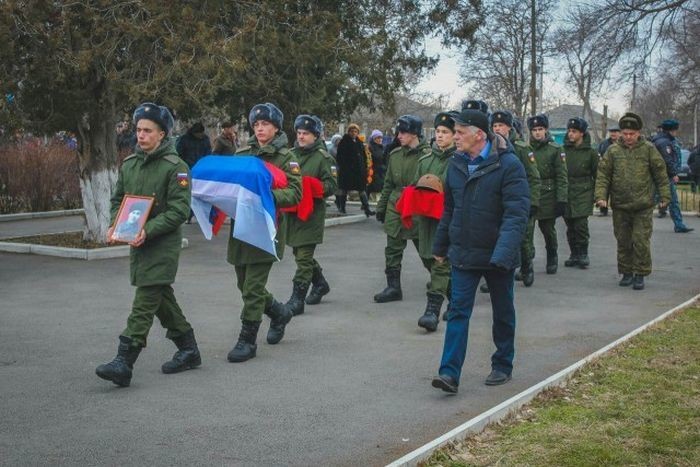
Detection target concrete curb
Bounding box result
[0,238,189,260]
[386,293,700,467]
[324,213,368,227]
[0,209,84,222]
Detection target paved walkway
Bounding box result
[1,214,698,466]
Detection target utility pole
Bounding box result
[694,100,698,146]
[530,0,537,116]
[631,74,637,111]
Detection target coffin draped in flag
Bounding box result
[191,155,279,257]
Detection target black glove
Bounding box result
[555,202,567,218]
[529,205,538,217]
[376,211,385,223]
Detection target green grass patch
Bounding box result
[423,306,700,467]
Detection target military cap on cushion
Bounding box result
[396,115,423,136]
[491,110,514,127]
[527,114,549,129]
[249,103,283,129]
[461,99,489,115]
[433,112,456,132]
[607,125,620,131]
[660,119,680,131]
[453,109,490,134]
[416,173,444,193]
[567,117,588,133]
[294,114,323,137]
[618,112,643,131]
[132,102,175,135]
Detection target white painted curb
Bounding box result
[386,293,700,467]
[0,209,84,222]
[0,238,189,260]
[324,213,367,227]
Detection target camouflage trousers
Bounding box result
[564,216,590,250]
[122,285,192,347]
[612,207,654,276]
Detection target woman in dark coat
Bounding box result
[335,123,373,216]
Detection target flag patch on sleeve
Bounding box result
[289,161,301,175]
[176,172,189,187]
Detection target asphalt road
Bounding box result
[1,213,698,466]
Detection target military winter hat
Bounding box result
[396,115,423,136]
[453,109,490,134]
[249,103,283,129]
[618,112,643,131]
[660,119,680,131]
[128,200,149,215]
[491,110,514,127]
[608,125,620,132]
[567,117,588,133]
[416,173,444,193]
[132,102,175,135]
[433,112,456,132]
[461,99,489,115]
[294,114,322,137]
[527,114,549,129]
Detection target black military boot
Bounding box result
[632,274,645,290]
[619,273,633,287]
[373,268,402,303]
[227,320,261,362]
[578,245,590,269]
[286,281,310,316]
[418,292,444,332]
[521,261,534,287]
[161,329,202,374]
[95,336,142,387]
[546,249,558,274]
[564,246,579,267]
[599,206,608,216]
[265,299,293,345]
[359,192,375,217]
[479,282,489,293]
[306,267,330,305]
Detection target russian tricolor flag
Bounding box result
[191,155,278,257]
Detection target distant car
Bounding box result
[678,149,690,182]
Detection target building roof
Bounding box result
[543,104,617,130]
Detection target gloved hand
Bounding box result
[529,205,538,217]
[555,202,567,218]
[376,211,385,223]
[489,262,510,273]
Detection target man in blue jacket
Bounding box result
[431,109,530,393]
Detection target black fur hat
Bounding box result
[527,114,549,130]
[433,112,456,132]
[461,99,489,115]
[567,117,588,133]
[491,110,514,127]
[396,115,423,136]
[132,102,175,135]
[619,112,643,131]
[453,109,490,134]
[249,103,283,129]
[294,114,323,137]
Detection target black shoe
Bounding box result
[479,282,489,293]
[286,281,310,316]
[227,320,260,362]
[578,246,590,269]
[417,293,443,332]
[305,267,330,305]
[374,268,402,303]
[337,194,347,214]
[521,262,534,287]
[546,250,558,274]
[675,227,694,233]
[359,192,375,217]
[657,209,667,218]
[632,274,645,290]
[564,247,579,267]
[162,329,202,374]
[619,273,633,287]
[599,207,608,216]
[431,374,458,394]
[96,336,142,387]
[485,369,511,386]
[265,300,293,345]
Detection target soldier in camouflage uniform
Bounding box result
[284,115,337,315]
[413,112,456,331]
[227,103,302,363]
[491,110,541,287]
[562,117,598,269]
[595,112,670,290]
[374,115,432,303]
[527,114,568,274]
[96,103,200,388]
[596,126,620,216]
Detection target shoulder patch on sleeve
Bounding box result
[176,172,189,188]
[289,160,301,175]
[560,152,566,161]
[528,152,536,163]
[330,165,338,177]
[164,154,181,165]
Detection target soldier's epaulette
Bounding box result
[514,140,528,148]
[418,151,434,162]
[122,153,138,163]
[319,148,333,160]
[548,142,562,149]
[163,154,181,165]
[236,146,252,154]
[389,146,403,156]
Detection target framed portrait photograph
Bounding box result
[110,195,154,243]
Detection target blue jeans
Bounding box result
[439,267,516,382]
[668,180,687,230]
